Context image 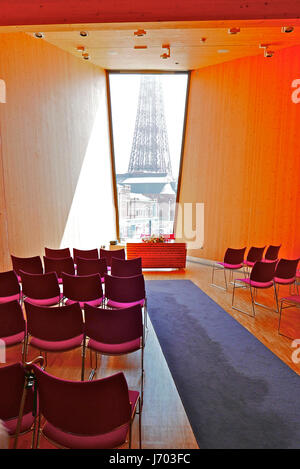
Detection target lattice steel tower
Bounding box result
[128,75,173,176]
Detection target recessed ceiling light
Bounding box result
[34,32,44,39]
[228,27,240,35]
[218,49,229,53]
[281,26,294,33]
[80,31,89,37]
[75,46,85,52]
[134,29,146,37]
[82,53,90,60]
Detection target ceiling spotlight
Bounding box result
[281,26,294,33]
[82,53,90,60]
[160,44,170,59]
[264,48,274,58]
[134,29,146,37]
[200,37,207,43]
[134,45,148,49]
[79,31,89,37]
[76,46,85,52]
[34,32,44,39]
[228,27,240,35]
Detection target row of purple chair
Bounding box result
[0,358,141,449]
[211,244,282,291]
[0,300,144,384]
[11,252,141,283]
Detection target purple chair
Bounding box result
[211,247,246,290]
[0,270,21,304]
[100,248,125,270]
[24,302,84,374]
[278,295,300,339]
[43,256,75,283]
[232,260,278,317]
[73,248,99,265]
[30,365,141,449]
[0,301,26,360]
[11,255,43,282]
[274,258,299,298]
[83,304,144,400]
[244,246,266,270]
[20,270,62,307]
[76,257,107,282]
[104,273,147,328]
[0,362,36,448]
[263,245,281,263]
[111,257,142,277]
[44,247,71,259]
[62,272,104,308]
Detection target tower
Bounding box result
[128,75,173,177]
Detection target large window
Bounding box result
[109,72,188,242]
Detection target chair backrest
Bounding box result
[275,258,300,280]
[100,248,125,267]
[31,365,131,436]
[223,247,246,265]
[0,270,20,298]
[265,245,281,261]
[0,363,33,421]
[20,270,60,300]
[43,256,75,277]
[11,255,43,275]
[111,257,142,277]
[44,247,71,259]
[62,272,103,302]
[0,300,25,339]
[25,302,83,342]
[84,303,143,345]
[104,274,145,303]
[250,260,277,283]
[246,246,266,263]
[76,257,107,277]
[73,248,99,264]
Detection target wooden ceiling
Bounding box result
[2,19,300,71]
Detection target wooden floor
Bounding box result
[4,260,300,449]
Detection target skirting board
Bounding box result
[187,256,214,267]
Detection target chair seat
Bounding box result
[3,411,34,436]
[0,294,20,304]
[88,337,141,355]
[65,297,104,308]
[30,334,84,352]
[244,261,255,267]
[281,295,300,304]
[274,276,295,285]
[107,299,145,309]
[24,293,63,307]
[1,331,25,347]
[41,390,139,449]
[236,278,274,288]
[217,262,243,270]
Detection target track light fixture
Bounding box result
[259,44,275,58]
[79,31,89,37]
[160,44,170,59]
[134,29,147,37]
[34,32,44,39]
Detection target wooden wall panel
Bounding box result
[0,33,115,270]
[178,45,300,261]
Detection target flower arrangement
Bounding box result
[141,234,165,243]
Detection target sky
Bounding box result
[109,73,188,180]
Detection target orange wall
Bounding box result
[179,45,300,261]
[0,33,115,270]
